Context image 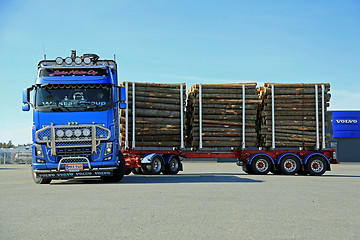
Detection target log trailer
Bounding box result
[122,82,337,176]
[22,51,338,184]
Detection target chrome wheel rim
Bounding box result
[152,158,162,172]
[170,159,179,171]
[284,159,297,173]
[310,159,324,173]
[255,159,268,172]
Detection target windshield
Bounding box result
[35,84,112,112]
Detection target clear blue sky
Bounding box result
[0,0,359,144]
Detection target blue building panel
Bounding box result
[333,111,360,138]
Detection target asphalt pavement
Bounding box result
[0,162,359,240]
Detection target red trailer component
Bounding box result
[122,148,338,176]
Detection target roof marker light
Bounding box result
[83,57,91,65]
[65,57,73,65]
[75,57,82,65]
[55,57,63,65]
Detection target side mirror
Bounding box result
[120,87,126,101]
[119,103,127,109]
[22,86,35,111]
[22,103,30,111]
[22,88,29,104]
[118,86,126,109]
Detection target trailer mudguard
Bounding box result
[248,153,275,165]
[276,153,302,164]
[303,153,330,165]
[140,153,163,164]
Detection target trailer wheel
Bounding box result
[297,167,308,176]
[143,156,163,175]
[306,156,327,176]
[270,168,281,175]
[124,168,132,175]
[163,156,180,175]
[132,167,144,175]
[250,155,273,175]
[102,152,125,182]
[32,169,51,184]
[242,164,252,174]
[279,155,301,175]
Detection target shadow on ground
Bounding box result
[51,173,264,185]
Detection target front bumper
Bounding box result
[34,167,116,179]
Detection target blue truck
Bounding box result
[22,50,127,184]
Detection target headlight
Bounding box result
[55,57,63,65]
[65,57,73,65]
[65,129,73,137]
[105,142,113,155]
[35,144,44,158]
[56,129,64,137]
[83,128,91,137]
[75,57,82,65]
[74,129,82,137]
[83,57,91,65]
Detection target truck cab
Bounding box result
[23,51,126,184]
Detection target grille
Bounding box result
[56,140,92,147]
[37,128,51,141]
[61,158,89,164]
[56,147,92,156]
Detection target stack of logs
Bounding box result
[258,83,330,148]
[120,82,186,148]
[186,83,261,148]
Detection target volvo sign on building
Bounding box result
[332,111,360,138]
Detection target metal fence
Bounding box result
[0,148,32,164]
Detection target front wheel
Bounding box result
[306,156,327,176]
[32,169,51,184]
[102,152,126,182]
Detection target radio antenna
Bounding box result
[43,44,46,60]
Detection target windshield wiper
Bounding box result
[49,107,63,112]
[85,105,109,111]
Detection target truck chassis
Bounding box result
[124,148,337,176]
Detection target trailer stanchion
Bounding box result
[199,83,203,149]
[125,81,129,149]
[242,84,246,149]
[180,83,184,149]
[322,84,326,149]
[271,84,275,149]
[132,81,135,149]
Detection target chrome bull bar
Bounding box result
[35,124,111,156]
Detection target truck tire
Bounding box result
[306,156,327,176]
[270,168,281,175]
[162,156,180,175]
[143,156,163,175]
[32,169,51,184]
[279,155,301,175]
[242,164,253,174]
[250,155,272,175]
[102,152,126,182]
[124,168,132,175]
[297,167,308,175]
[132,167,144,175]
